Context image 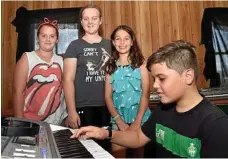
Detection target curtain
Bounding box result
[212,21,228,87]
[201,7,228,87]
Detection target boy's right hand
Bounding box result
[65,112,81,129]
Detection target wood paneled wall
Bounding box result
[2,1,228,116]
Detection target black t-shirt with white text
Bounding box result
[64,38,111,108]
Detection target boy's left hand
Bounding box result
[70,126,109,140]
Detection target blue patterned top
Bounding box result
[110,63,151,124]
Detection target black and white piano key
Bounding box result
[50,124,115,159]
[53,129,93,158]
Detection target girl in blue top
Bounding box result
[105,25,151,158]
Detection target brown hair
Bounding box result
[105,25,144,75]
[79,4,102,19]
[146,40,199,80]
[37,17,59,39]
[79,4,102,36]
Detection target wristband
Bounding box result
[103,126,112,139]
[113,114,120,121]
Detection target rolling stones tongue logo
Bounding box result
[24,62,62,121]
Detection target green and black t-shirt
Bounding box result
[142,97,228,158]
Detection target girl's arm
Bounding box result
[13,53,28,118]
[63,58,81,128]
[105,73,129,130]
[130,62,150,130]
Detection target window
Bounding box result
[12,6,82,61]
[212,22,228,86]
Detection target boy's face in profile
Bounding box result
[150,62,186,104]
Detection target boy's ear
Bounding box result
[185,69,195,85]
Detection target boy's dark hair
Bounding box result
[146,40,199,80]
[105,25,144,75]
[79,4,102,36]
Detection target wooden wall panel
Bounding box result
[2,1,18,115]
[32,1,45,9]
[203,1,216,8]
[170,1,180,41]
[121,1,133,27]
[158,2,172,45]
[138,1,152,58]
[149,1,160,53]
[131,1,142,48]
[50,1,63,8]
[62,1,89,8]
[178,2,192,42]
[104,1,122,39]
[2,1,228,116]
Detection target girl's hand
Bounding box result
[115,118,129,131]
[65,112,81,129]
[128,121,140,131]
